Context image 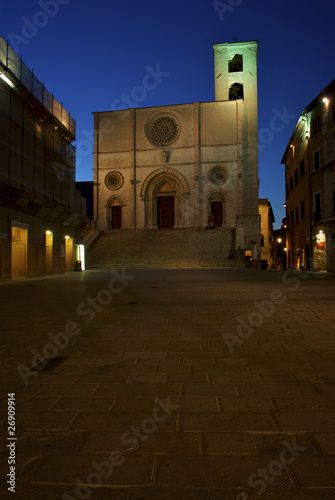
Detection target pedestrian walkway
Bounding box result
[1,268,335,499]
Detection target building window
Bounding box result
[314,149,320,171]
[295,206,299,223]
[300,133,303,147]
[294,168,298,185]
[290,211,294,227]
[286,182,290,197]
[315,193,321,220]
[229,83,244,100]
[300,158,305,177]
[228,54,243,73]
[333,191,335,216]
[290,175,293,191]
[312,117,319,136]
[301,200,305,219]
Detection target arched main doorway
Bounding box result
[141,168,189,229]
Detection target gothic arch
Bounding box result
[141,168,189,229]
[106,195,124,207]
[141,167,189,198]
[208,191,226,203]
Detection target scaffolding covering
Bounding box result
[0,36,75,138]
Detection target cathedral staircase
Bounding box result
[86,228,240,268]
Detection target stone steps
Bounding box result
[86,228,240,268]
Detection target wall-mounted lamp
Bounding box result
[323,97,329,105]
[65,235,70,240]
[46,230,52,235]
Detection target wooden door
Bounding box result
[211,201,223,226]
[112,206,122,229]
[157,196,174,228]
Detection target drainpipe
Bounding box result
[95,113,100,227]
[133,109,137,229]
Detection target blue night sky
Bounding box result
[1,0,334,228]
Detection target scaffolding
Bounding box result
[0,36,75,138]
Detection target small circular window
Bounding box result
[105,171,124,191]
[208,167,228,186]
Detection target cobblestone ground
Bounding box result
[1,268,335,500]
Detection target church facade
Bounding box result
[93,40,261,253]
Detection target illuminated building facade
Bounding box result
[92,41,261,259]
[0,37,89,279]
[258,198,275,267]
[281,80,335,272]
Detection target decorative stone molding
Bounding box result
[140,167,189,198]
[105,171,124,191]
[208,190,226,202]
[106,195,124,207]
[162,150,170,163]
[146,113,181,147]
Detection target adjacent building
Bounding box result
[258,198,275,267]
[281,79,335,272]
[92,40,261,258]
[0,37,89,279]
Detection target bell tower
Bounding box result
[213,40,260,252]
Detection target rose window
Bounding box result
[146,114,181,147]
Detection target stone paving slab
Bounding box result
[1,268,335,499]
[154,455,294,489]
[28,453,154,485]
